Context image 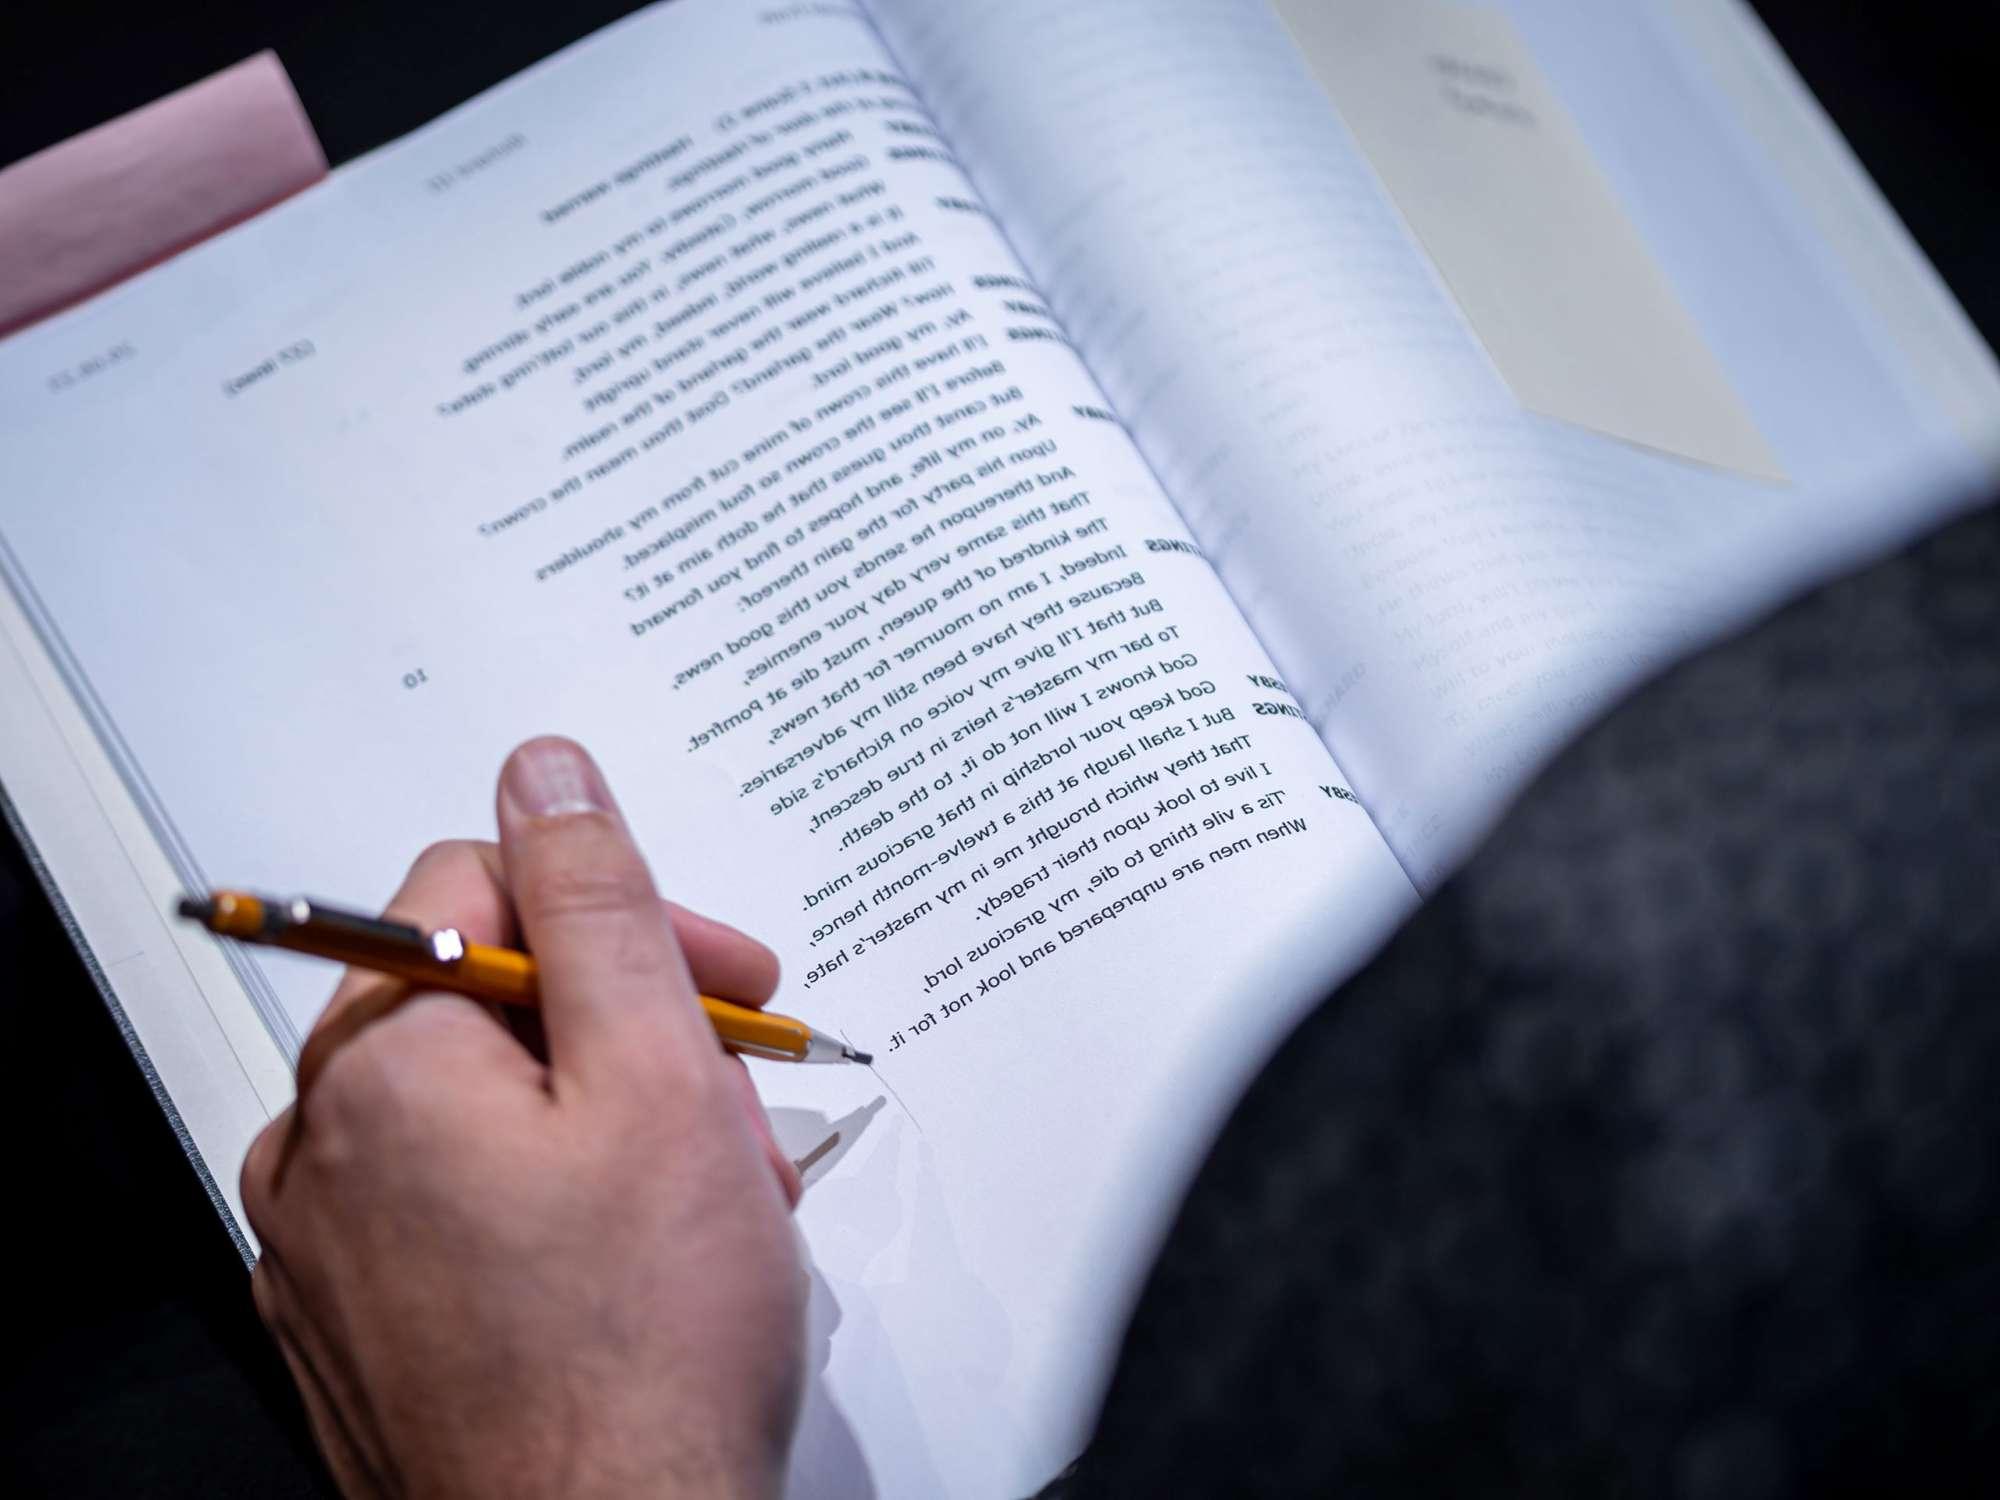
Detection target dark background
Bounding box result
[2,3,1996,1493]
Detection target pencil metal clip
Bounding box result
[285,897,435,954]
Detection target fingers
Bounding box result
[308,839,515,1045]
[293,840,524,1129]
[730,1060,802,1208]
[292,974,419,1135]
[495,737,716,1088]
[667,902,780,1005]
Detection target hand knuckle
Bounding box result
[313,1024,406,1122]
[390,994,493,1058]
[409,837,478,882]
[315,998,484,1133]
[593,1037,710,1124]
[657,1047,729,1112]
[526,850,654,923]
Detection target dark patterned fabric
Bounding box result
[1060,505,2000,1498]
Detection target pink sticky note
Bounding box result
[0,52,328,338]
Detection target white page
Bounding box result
[868,0,1999,890]
[0,1,1414,1493]
[0,574,295,1250]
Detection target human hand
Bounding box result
[242,736,806,1499]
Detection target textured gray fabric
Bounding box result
[1061,505,2000,1497]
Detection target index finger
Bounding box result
[665,900,779,1006]
[309,839,517,1042]
[293,838,528,1118]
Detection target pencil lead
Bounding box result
[176,894,214,924]
[844,1045,874,1066]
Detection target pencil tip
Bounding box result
[175,894,213,924]
[845,1046,874,1066]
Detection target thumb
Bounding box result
[495,736,717,1090]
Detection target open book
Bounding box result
[2,0,1995,1492]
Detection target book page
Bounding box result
[0,1,1414,1494]
[868,0,1997,889]
[1278,0,1784,480]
